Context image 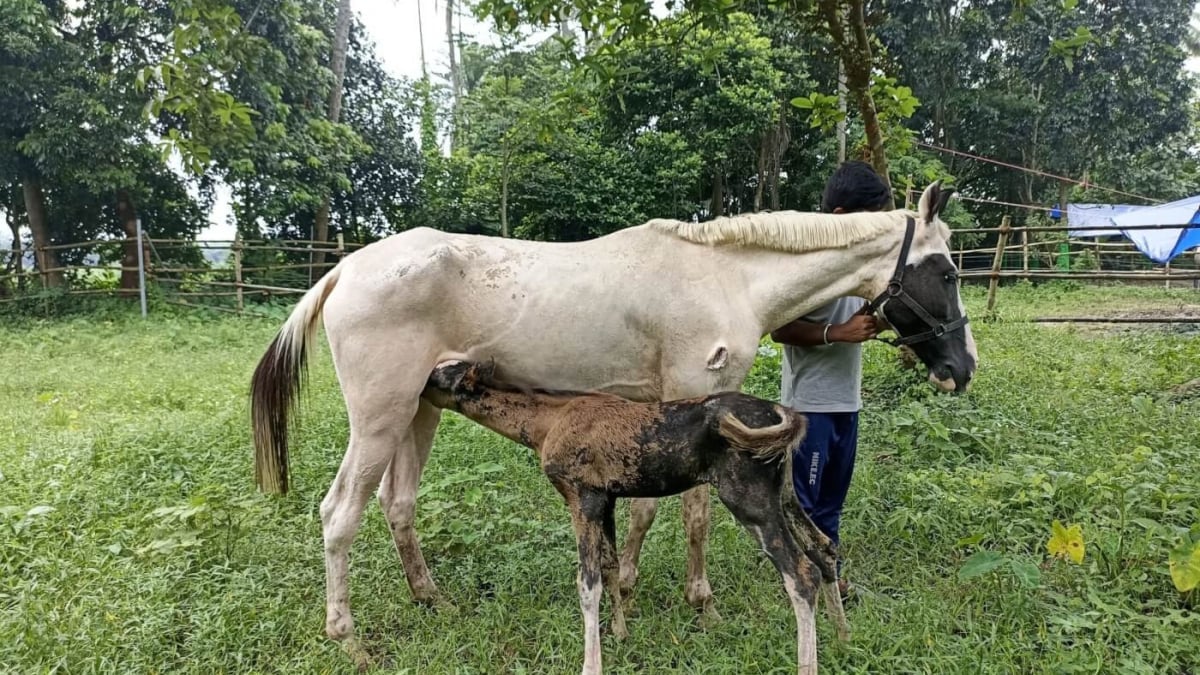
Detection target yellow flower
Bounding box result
[1168,540,1200,592]
[1048,520,1085,564]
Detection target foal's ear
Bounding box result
[918,180,955,223]
[462,359,496,390]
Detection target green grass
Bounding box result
[2,284,1199,674]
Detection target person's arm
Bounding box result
[770,314,881,346]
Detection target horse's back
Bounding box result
[319,225,755,400]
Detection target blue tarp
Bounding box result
[1109,195,1200,264]
[1065,203,1143,238]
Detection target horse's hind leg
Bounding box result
[600,496,627,639]
[321,413,411,656]
[682,485,718,624]
[320,333,434,660]
[618,498,657,594]
[378,398,442,604]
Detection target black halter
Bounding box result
[861,216,970,347]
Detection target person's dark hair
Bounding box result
[820,160,891,213]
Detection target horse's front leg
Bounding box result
[664,340,759,624]
[618,497,657,594]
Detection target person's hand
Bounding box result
[828,315,879,343]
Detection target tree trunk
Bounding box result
[417,0,428,78]
[819,0,893,208]
[116,190,144,294]
[2,214,20,295]
[500,160,510,238]
[446,0,463,151]
[20,168,64,288]
[769,102,791,211]
[710,170,724,218]
[501,147,511,236]
[311,0,353,286]
[836,58,847,163]
[754,136,768,212]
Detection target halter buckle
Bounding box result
[886,281,903,297]
[933,324,946,337]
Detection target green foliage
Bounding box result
[878,0,1198,226]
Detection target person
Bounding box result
[769,160,890,597]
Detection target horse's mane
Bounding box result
[647,209,916,253]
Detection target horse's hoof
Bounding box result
[618,570,638,594]
[339,637,372,672]
[611,622,629,641]
[411,582,442,606]
[697,604,723,630]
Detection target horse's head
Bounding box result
[870,181,978,392]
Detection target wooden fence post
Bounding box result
[233,233,244,314]
[1022,230,1030,274]
[987,216,1011,313]
[1165,260,1171,290]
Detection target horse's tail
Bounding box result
[250,264,343,494]
[716,403,807,463]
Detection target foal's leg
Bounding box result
[378,399,442,603]
[717,484,822,675]
[565,491,608,675]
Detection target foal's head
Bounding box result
[422,359,496,408]
[869,181,978,392]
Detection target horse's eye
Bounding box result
[944,272,957,283]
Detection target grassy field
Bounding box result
[2,283,1199,674]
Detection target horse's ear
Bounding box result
[918,180,954,223]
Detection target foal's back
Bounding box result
[541,391,788,498]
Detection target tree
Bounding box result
[600,13,786,217]
[2,0,209,291]
[817,0,893,207]
[878,0,1198,223]
[310,0,354,283]
[476,0,899,209]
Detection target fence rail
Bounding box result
[2,220,1198,315]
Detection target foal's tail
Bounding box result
[716,404,807,462]
[250,264,343,494]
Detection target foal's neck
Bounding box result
[454,386,574,449]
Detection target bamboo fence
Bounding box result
[2,221,1197,317]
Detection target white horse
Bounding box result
[250,181,977,662]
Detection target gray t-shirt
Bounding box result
[780,297,866,413]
